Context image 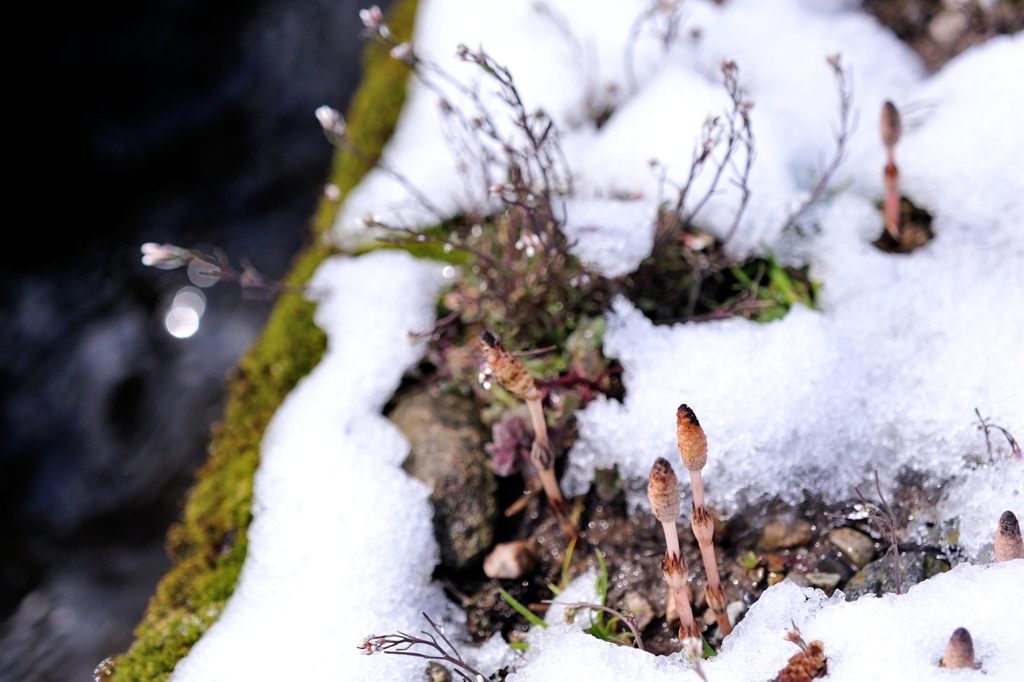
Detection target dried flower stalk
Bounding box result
[940,627,975,669]
[881,100,902,241]
[480,331,574,537]
[994,510,1024,562]
[648,458,699,639]
[677,404,732,636]
[775,624,827,682]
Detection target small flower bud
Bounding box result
[389,42,414,64]
[880,101,902,148]
[358,5,383,30]
[648,458,680,523]
[315,105,346,138]
[940,627,974,669]
[994,510,1023,562]
[140,242,190,269]
[479,332,539,401]
[676,404,708,471]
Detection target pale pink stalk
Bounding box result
[481,332,574,537]
[648,458,699,640]
[881,101,902,241]
[677,404,732,637]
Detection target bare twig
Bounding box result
[855,470,901,595]
[358,612,487,682]
[974,408,1022,460]
[780,54,856,234]
[624,1,686,96]
[543,600,647,651]
[140,243,303,299]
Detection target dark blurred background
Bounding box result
[1,1,387,679]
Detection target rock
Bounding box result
[624,591,654,632]
[843,551,950,600]
[758,519,813,550]
[726,600,747,627]
[390,388,497,571]
[828,527,876,569]
[483,541,536,579]
[426,662,452,682]
[804,572,842,596]
[784,571,810,588]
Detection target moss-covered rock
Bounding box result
[109,2,419,679]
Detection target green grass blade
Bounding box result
[499,588,548,629]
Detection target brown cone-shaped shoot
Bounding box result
[941,628,974,669]
[481,332,573,537]
[994,510,1024,562]
[648,458,682,559]
[677,404,732,636]
[677,405,708,472]
[880,100,902,241]
[880,101,902,148]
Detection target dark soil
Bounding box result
[873,196,935,254]
[435,462,954,656]
[863,0,1023,72]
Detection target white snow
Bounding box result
[171,0,1024,680]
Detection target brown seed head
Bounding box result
[774,640,828,682]
[881,101,902,148]
[648,458,680,523]
[480,332,539,401]
[941,628,975,669]
[995,510,1024,562]
[676,404,708,471]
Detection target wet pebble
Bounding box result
[804,572,842,596]
[483,541,536,579]
[758,519,813,550]
[827,527,875,569]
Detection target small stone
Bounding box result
[726,600,747,627]
[784,571,810,588]
[828,527,875,568]
[702,608,718,625]
[391,389,498,571]
[426,662,452,682]
[804,572,842,595]
[844,551,950,600]
[624,591,654,632]
[758,519,813,550]
[929,10,967,48]
[483,541,536,579]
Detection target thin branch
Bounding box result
[358,613,487,682]
[779,54,856,232]
[543,600,646,651]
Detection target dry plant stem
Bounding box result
[780,55,855,233]
[359,612,487,682]
[480,332,574,537]
[994,510,1024,562]
[941,627,975,669]
[545,600,647,651]
[855,470,901,595]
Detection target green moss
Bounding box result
[109,3,419,679]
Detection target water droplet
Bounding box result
[442,266,455,278]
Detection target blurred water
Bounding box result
[0,1,386,679]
